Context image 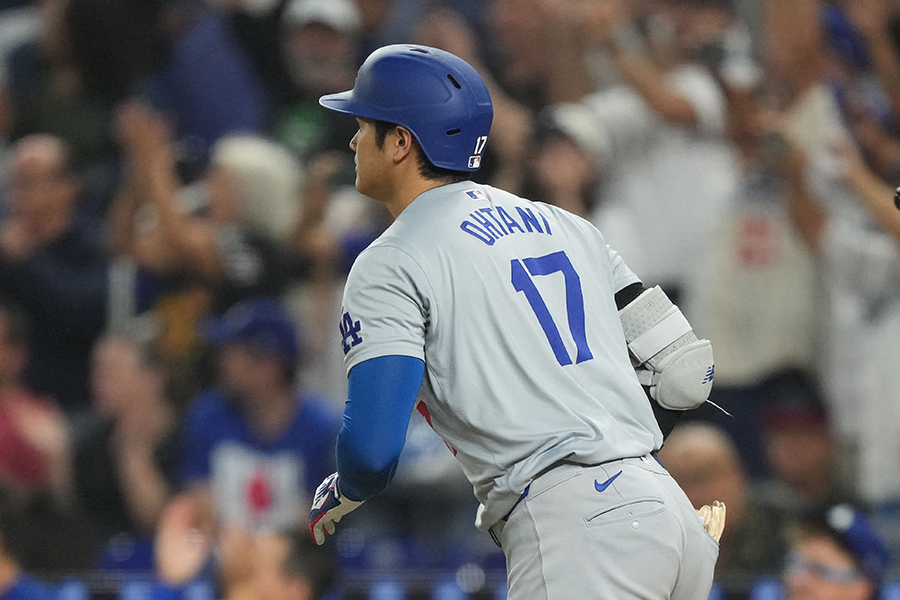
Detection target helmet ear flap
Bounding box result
[319,45,494,172]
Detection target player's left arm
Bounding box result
[310,354,424,545]
[615,283,715,414]
[613,284,681,437]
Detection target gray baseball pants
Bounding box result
[497,455,719,600]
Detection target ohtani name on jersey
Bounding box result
[459,205,552,246]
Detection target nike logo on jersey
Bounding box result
[594,471,622,493]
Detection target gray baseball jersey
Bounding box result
[339,181,663,531]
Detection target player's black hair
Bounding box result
[372,119,471,184]
[280,527,337,599]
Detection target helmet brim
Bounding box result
[319,91,370,118]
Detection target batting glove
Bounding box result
[309,473,363,545]
[697,500,726,542]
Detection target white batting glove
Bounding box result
[697,500,726,542]
[309,473,363,545]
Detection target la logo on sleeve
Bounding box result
[340,311,363,354]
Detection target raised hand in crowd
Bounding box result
[109,100,186,273]
[155,493,215,588]
[579,0,707,126]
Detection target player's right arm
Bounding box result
[311,244,432,544]
[337,355,424,500]
[310,355,424,545]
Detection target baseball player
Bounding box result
[309,44,723,599]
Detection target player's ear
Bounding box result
[392,126,415,163]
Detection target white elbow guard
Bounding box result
[619,286,714,410]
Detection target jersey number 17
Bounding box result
[511,250,594,367]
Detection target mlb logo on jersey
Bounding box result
[468,156,482,169]
[466,189,486,200]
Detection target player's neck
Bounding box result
[382,178,446,218]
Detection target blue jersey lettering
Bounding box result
[496,206,525,234]
[516,207,544,233]
[470,210,505,239]
[458,204,553,245]
[539,212,552,235]
[480,207,509,236]
[460,220,496,245]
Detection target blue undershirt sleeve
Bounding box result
[336,355,425,502]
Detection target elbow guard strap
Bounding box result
[619,286,714,410]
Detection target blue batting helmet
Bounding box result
[319,44,493,172]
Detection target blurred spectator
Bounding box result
[151,493,337,599]
[109,103,295,403]
[142,0,269,172]
[0,486,61,599]
[757,370,859,515]
[0,480,96,576]
[216,526,337,600]
[70,334,179,570]
[212,134,304,249]
[487,0,595,110]
[0,299,70,505]
[66,0,267,175]
[210,0,295,107]
[63,0,165,105]
[272,0,362,161]
[353,0,427,67]
[659,422,788,577]
[177,297,339,534]
[539,0,738,321]
[829,0,900,183]
[683,79,819,476]
[4,0,111,175]
[764,0,900,511]
[0,134,108,414]
[110,102,292,315]
[783,504,890,600]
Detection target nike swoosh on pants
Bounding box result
[594,470,623,492]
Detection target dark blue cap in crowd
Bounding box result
[822,504,891,585]
[203,298,300,363]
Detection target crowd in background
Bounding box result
[0,0,899,598]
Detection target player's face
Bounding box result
[784,536,873,600]
[349,117,392,201]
